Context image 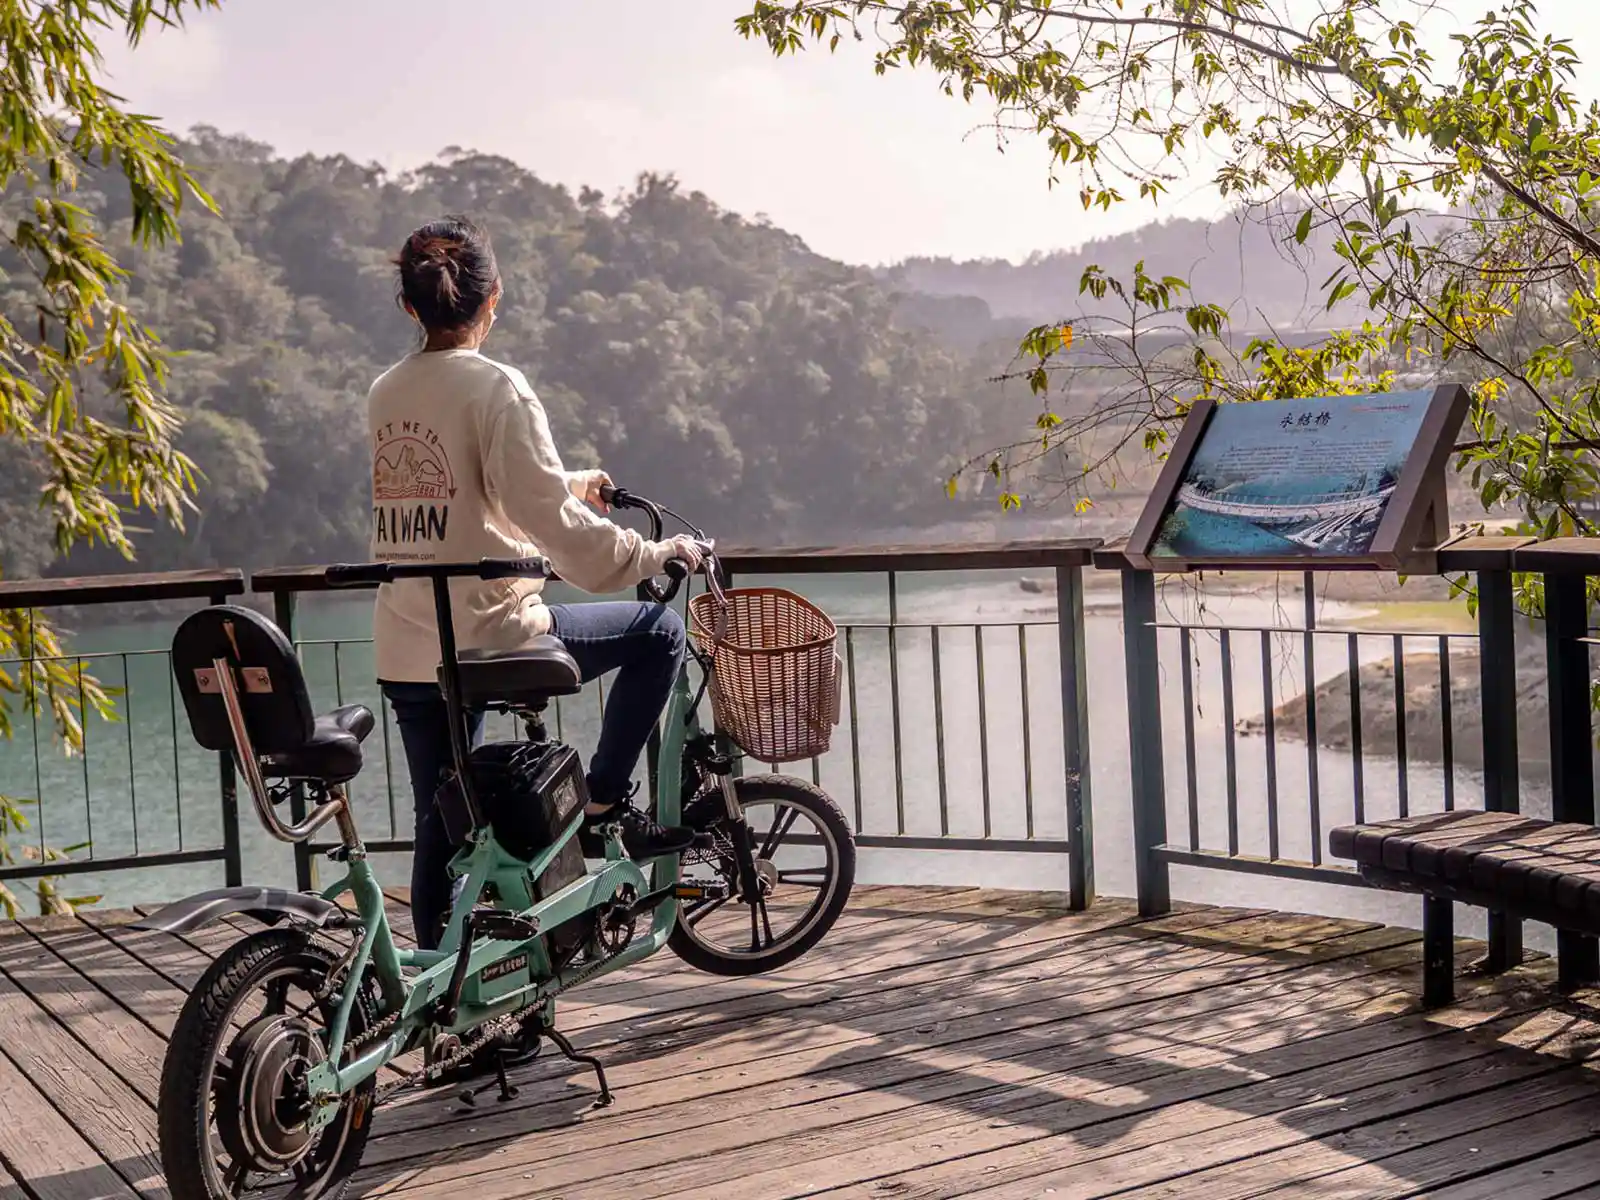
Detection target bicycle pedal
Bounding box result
[673,881,730,902]
[626,884,679,917]
[474,912,540,941]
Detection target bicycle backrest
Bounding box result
[171,605,315,755]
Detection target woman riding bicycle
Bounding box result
[371,214,702,948]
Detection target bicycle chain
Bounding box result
[370,1008,533,1106]
[307,930,534,1108]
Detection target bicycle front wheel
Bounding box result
[669,774,855,976]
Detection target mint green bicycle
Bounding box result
[140,487,855,1200]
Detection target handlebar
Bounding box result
[599,484,659,535]
[598,483,713,605]
[324,557,552,588]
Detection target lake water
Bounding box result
[0,570,1555,948]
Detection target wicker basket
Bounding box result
[688,586,841,764]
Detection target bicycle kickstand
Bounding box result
[545,1026,615,1109]
[455,1049,520,1110]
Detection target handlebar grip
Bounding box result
[604,484,646,511]
[326,563,391,588]
[475,556,552,581]
[662,559,690,582]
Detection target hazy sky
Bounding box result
[100,0,1600,266]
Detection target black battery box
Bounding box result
[436,741,589,904]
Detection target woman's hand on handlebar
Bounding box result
[569,469,614,513]
[665,534,712,572]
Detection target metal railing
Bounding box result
[0,569,246,891]
[1102,534,1592,981]
[12,528,1598,978]
[251,539,1101,907]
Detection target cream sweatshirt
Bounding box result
[367,349,676,683]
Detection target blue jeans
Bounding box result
[384,601,686,947]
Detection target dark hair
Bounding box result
[394,215,499,331]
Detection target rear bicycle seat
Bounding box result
[172,605,376,786]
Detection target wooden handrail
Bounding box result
[251,538,1103,594]
[1510,537,1600,575]
[0,568,245,610]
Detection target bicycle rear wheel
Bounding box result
[669,774,854,976]
[158,929,377,1200]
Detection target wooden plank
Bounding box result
[0,974,162,1199]
[366,934,1520,1199]
[1233,1094,1600,1199]
[21,918,186,1037]
[367,910,1319,1160]
[251,542,1102,594]
[0,567,243,609]
[0,922,166,1104]
[378,910,1373,1131]
[556,904,1266,1037]
[81,908,225,993]
[937,1003,1600,1200]
[371,917,1411,1147]
[0,1038,138,1200]
[11,888,1594,1200]
[598,885,1055,986]
[374,915,1324,1139]
[357,933,1457,1191]
[807,1055,1586,1200]
[1512,536,1600,574]
[1423,1139,1600,1199]
[604,973,1558,1200]
[574,905,1295,1027]
[1435,535,1537,573]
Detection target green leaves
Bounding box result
[740,0,1600,574]
[0,0,215,914]
[0,0,213,562]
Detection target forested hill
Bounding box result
[3,133,1401,584]
[884,213,1376,330]
[6,129,1026,581]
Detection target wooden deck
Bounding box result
[3,887,1600,1199]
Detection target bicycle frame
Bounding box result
[299,621,706,1116]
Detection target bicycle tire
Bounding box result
[669,774,855,976]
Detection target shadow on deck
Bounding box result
[2,886,1599,1199]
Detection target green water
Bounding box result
[3,573,1533,949]
[2,569,1077,908]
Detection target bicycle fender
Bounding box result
[132,886,353,934]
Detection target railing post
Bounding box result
[210,588,244,888]
[1121,567,1170,916]
[273,591,317,893]
[1055,558,1094,910]
[1543,567,1598,987]
[1476,566,1522,972]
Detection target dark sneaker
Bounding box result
[580,801,697,859]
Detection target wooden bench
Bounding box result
[1330,810,1600,1006]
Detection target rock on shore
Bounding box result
[1235,626,1551,779]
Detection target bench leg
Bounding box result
[1422,896,1454,1009]
[1484,910,1522,974]
[1557,931,1600,991]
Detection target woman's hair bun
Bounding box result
[395,216,497,331]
